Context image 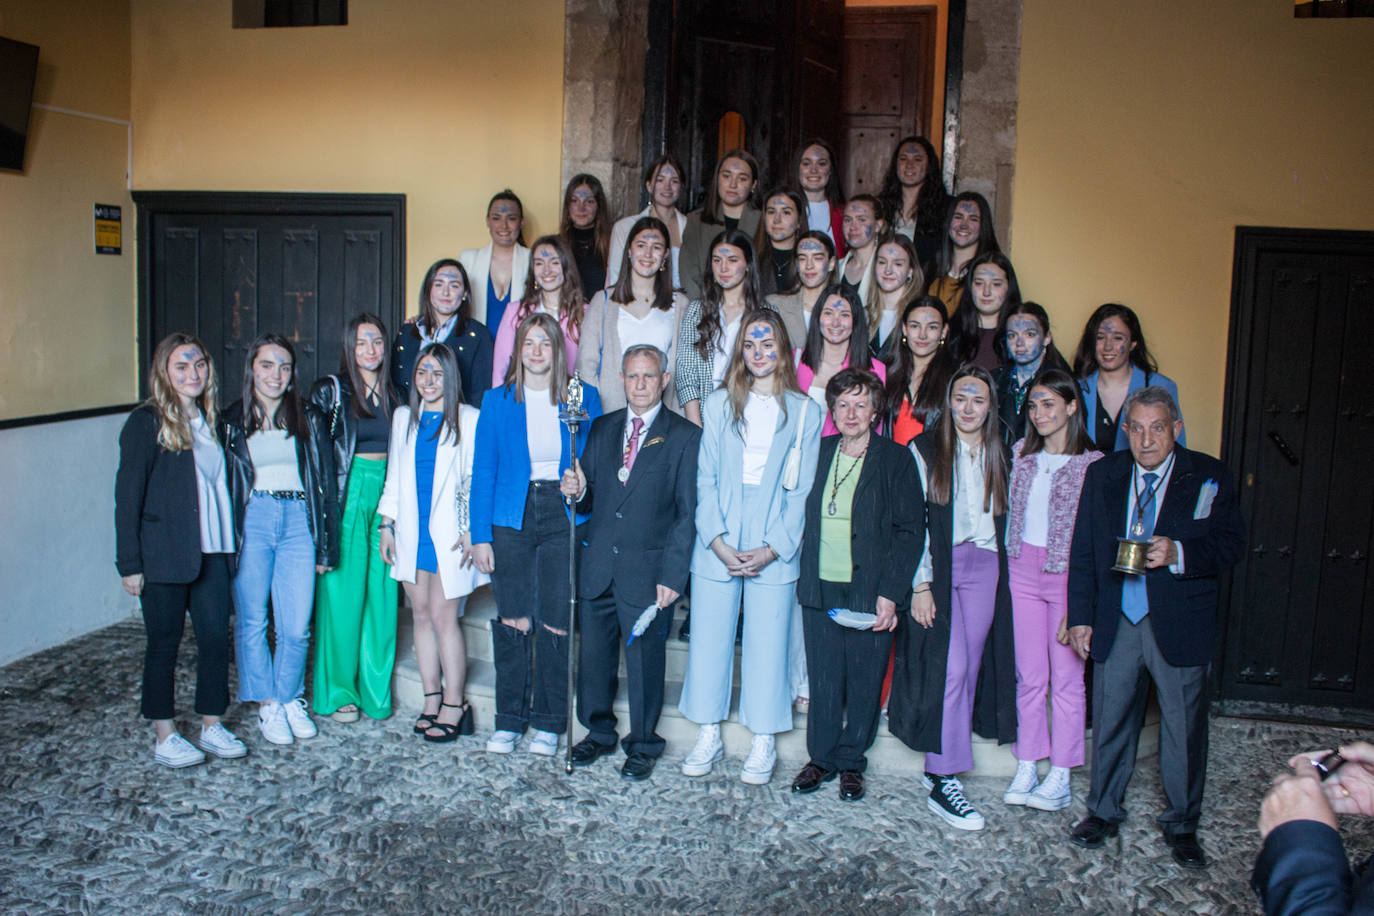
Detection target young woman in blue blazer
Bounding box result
[678,308,823,786]
[1073,303,1185,453]
[470,312,601,757]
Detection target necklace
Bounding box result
[827,441,868,516]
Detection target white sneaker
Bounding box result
[1003,759,1039,805]
[486,729,522,754]
[740,733,777,786]
[529,730,560,756]
[257,702,294,746]
[197,723,248,759]
[681,723,724,777]
[282,698,317,739]
[1026,765,1073,811]
[927,774,986,831]
[154,733,206,769]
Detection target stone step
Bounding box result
[393,593,1159,779]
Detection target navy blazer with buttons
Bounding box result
[1067,446,1245,667]
[1252,819,1374,915]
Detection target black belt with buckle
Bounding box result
[253,489,307,500]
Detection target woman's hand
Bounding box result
[379,527,397,566]
[560,462,586,501]
[1056,613,1071,646]
[734,545,777,577]
[874,596,898,632]
[910,589,935,628]
[452,531,474,568]
[471,542,496,574]
[316,564,332,575]
[121,573,144,597]
[710,536,747,575]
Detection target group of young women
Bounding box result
[116,134,1186,835]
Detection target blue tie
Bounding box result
[1121,472,1158,624]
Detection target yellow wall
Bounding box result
[0,1,135,419]
[1011,1,1374,452]
[131,0,566,324]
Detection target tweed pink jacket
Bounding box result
[1005,437,1103,573]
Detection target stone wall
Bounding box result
[562,0,650,218]
[954,0,1023,249]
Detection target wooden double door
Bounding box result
[134,192,405,401]
[1218,227,1374,723]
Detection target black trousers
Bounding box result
[491,482,574,734]
[802,581,892,772]
[139,553,233,720]
[577,585,673,758]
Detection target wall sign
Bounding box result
[94,204,121,255]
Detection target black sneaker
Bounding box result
[927,773,986,831]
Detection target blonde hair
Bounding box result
[722,308,802,428]
[502,311,570,405]
[146,332,219,451]
[865,233,925,341]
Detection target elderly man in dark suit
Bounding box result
[560,344,700,780]
[1066,386,1245,869]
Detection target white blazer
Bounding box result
[605,206,688,290]
[459,242,530,327]
[376,404,489,600]
[836,249,876,307]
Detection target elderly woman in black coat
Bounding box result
[791,368,925,802]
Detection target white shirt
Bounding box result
[524,387,563,480]
[741,391,780,486]
[710,312,743,388]
[911,438,999,586]
[1022,451,1071,548]
[191,416,235,553]
[247,428,303,492]
[878,308,899,347]
[807,199,834,244]
[1127,452,1186,573]
[617,306,675,358]
[625,401,663,443]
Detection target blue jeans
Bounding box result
[233,494,317,704]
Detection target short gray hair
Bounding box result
[621,344,668,374]
[1123,385,1180,425]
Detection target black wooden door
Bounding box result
[1218,227,1374,724]
[667,0,844,209]
[134,192,404,401]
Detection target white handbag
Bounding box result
[781,399,810,491]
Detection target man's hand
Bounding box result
[874,596,898,632]
[655,585,680,609]
[1259,767,1337,840]
[1069,625,1093,660]
[1144,535,1178,569]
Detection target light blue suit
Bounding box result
[679,387,823,735]
[1080,366,1184,452]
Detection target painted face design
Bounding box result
[354,323,385,373]
[1005,315,1047,368]
[950,377,991,434]
[716,157,755,208]
[521,326,554,376]
[742,321,780,378]
[430,266,465,317]
[415,355,445,407]
[531,244,565,295]
[711,243,747,290]
[897,142,929,187]
[798,144,831,193]
[842,201,879,249]
[819,294,855,345]
[949,201,981,249]
[487,201,522,247]
[649,165,681,208]
[1027,386,1073,440]
[795,240,833,290]
[252,344,293,400]
[970,263,1009,317]
[875,242,913,294]
[1095,315,1134,371]
[168,344,209,401]
[628,229,667,277]
[764,195,800,243]
[903,306,946,357]
[567,185,597,229]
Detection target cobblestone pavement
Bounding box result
[1,620,1370,915]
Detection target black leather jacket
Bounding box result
[310,373,364,506]
[221,399,339,568]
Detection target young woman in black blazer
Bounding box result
[115,332,246,768]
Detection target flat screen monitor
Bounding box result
[0,36,40,172]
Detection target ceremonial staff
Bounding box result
[558,373,589,774]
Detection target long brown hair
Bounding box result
[146,332,220,452]
[1018,367,1094,457]
[608,216,674,310]
[502,311,570,406]
[925,365,1007,515]
[516,234,585,344]
[694,229,761,359]
[722,308,802,428]
[417,258,473,336]
[883,296,954,427]
[406,342,463,445]
[559,173,612,266]
[240,333,307,438]
[865,233,925,341]
[341,312,398,419]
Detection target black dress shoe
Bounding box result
[620,752,657,781]
[1163,831,1209,869]
[838,770,866,802]
[1069,815,1119,848]
[790,762,838,794]
[569,737,616,767]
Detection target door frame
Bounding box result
[1216,224,1374,725]
[132,191,405,399]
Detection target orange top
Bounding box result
[892,396,924,446]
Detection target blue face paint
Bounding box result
[748,326,770,339]
[1006,315,1046,369]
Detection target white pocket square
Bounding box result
[1193,480,1218,520]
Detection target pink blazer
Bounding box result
[795,355,887,436]
[490,303,581,387]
